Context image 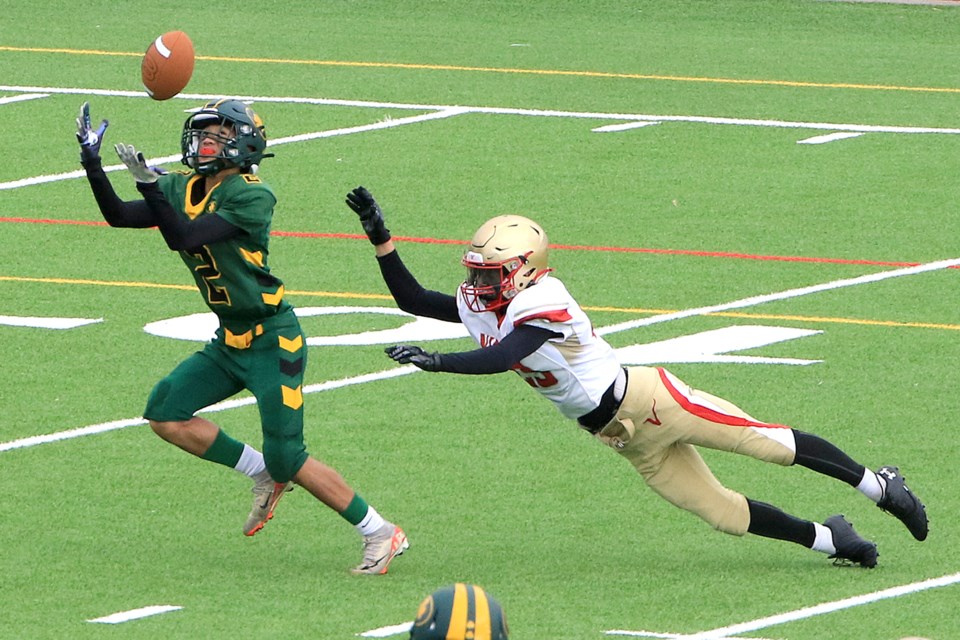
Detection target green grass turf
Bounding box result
[1,1,959,638]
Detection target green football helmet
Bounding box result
[410,584,509,640]
[180,99,271,175]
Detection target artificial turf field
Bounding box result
[1,2,959,638]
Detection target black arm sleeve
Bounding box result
[437,324,560,374]
[81,157,157,228]
[136,182,242,251]
[376,249,460,322]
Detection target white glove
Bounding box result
[114,143,164,184]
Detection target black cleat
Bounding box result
[824,514,878,568]
[876,466,928,541]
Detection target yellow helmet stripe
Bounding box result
[472,585,492,639]
[447,583,469,640]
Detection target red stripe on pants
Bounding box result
[656,368,791,430]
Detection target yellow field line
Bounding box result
[0,275,195,291]
[3,274,957,331]
[0,274,390,300]
[1,45,958,94]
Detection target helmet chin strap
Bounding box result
[194,147,235,175]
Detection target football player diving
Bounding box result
[75,102,407,575]
[347,186,929,568]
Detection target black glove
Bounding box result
[76,102,109,163]
[346,186,391,245]
[385,345,443,372]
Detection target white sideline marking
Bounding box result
[0,107,469,191]
[3,84,960,190]
[4,83,960,134]
[88,605,182,624]
[0,416,147,452]
[0,315,102,329]
[685,571,960,640]
[593,121,660,132]
[0,92,48,105]
[604,632,770,639]
[798,131,864,144]
[359,621,414,637]
[597,256,960,336]
[605,572,960,639]
[0,366,417,453]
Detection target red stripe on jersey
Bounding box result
[515,309,573,327]
[656,367,791,429]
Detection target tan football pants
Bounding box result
[597,366,797,536]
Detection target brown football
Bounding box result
[141,31,195,101]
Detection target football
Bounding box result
[141,31,195,101]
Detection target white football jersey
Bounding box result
[456,275,622,419]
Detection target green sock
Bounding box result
[200,429,244,468]
[340,493,369,525]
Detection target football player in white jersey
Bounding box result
[346,186,928,568]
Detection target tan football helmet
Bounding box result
[460,214,551,312]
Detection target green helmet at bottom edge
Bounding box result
[410,583,509,640]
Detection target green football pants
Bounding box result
[144,309,309,482]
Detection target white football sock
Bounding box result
[235,444,267,478]
[856,468,885,503]
[811,522,837,554]
[356,506,386,536]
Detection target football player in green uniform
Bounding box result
[76,100,407,575]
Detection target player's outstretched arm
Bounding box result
[77,103,157,229]
[76,101,108,164]
[346,186,392,251]
[346,186,460,322]
[384,325,557,374]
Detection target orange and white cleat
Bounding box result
[243,471,293,537]
[351,523,409,575]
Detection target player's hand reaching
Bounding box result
[385,345,443,372]
[76,102,109,163]
[115,143,166,184]
[346,186,391,245]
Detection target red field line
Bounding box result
[0,215,925,268]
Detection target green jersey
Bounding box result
[158,171,291,330]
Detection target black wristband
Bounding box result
[367,225,391,245]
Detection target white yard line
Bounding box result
[3,257,958,454]
[605,572,960,639]
[3,84,960,191]
[88,605,182,624]
[0,106,469,191]
[596,256,960,336]
[0,315,102,329]
[359,622,415,637]
[0,92,47,105]
[0,366,417,453]
[605,632,771,640]
[593,121,661,132]
[797,132,864,145]
[5,84,960,134]
[686,571,960,640]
